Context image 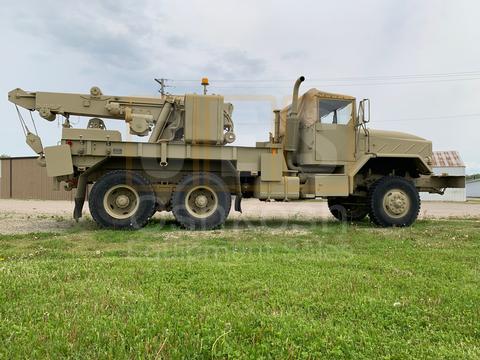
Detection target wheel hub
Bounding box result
[383,189,409,217]
[194,194,208,208]
[185,186,219,219]
[115,194,130,208]
[103,185,140,220]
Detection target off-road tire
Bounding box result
[328,197,369,222]
[89,170,156,230]
[368,176,420,227]
[171,173,231,230]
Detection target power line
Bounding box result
[163,73,480,124]
[376,113,480,123]
[169,70,480,88]
[212,77,480,88]
[170,70,480,83]
[306,70,480,82]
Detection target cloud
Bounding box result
[200,49,266,79]
[165,35,190,49]
[4,1,267,88]
[10,1,150,71]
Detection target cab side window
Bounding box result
[319,99,353,124]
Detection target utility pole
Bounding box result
[154,78,170,97]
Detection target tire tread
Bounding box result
[89,170,155,230]
[368,176,420,227]
[171,172,231,230]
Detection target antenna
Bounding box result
[154,78,171,97]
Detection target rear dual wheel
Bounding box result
[89,170,155,229]
[171,173,231,230]
[89,171,231,230]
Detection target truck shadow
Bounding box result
[145,216,373,232]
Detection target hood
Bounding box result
[368,129,427,142]
[366,129,432,160]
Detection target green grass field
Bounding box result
[1,218,479,359]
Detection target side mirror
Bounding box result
[357,99,370,125]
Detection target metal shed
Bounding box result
[466,178,480,198]
[420,151,466,202]
[0,157,77,200]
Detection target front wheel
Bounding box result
[171,173,231,230]
[368,176,420,227]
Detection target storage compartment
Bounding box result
[184,94,225,145]
[260,153,283,181]
[313,174,349,197]
[254,176,300,200]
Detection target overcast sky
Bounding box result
[1,0,479,173]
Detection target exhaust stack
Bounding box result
[284,76,305,152]
[289,76,305,117]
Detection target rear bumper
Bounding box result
[414,175,465,194]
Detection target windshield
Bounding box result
[319,99,353,125]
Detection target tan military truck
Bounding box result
[8,77,464,229]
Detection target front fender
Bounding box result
[348,154,433,193]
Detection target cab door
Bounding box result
[315,97,355,163]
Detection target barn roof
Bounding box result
[432,151,465,168]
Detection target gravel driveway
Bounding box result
[1,198,480,234]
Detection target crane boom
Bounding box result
[8,85,235,147]
[8,86,180,137]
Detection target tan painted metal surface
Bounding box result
[6,77,465,229]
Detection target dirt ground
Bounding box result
[1,198,480,234]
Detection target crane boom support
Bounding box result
[8,86,235,142]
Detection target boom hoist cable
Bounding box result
[28,109,39,136]
[15,104,29,136]
[14,105,44,156]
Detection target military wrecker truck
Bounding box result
[8,77,464,229]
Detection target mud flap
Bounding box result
[73,197,84,221]
[234,193,242,213]
[71,157,108,222]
